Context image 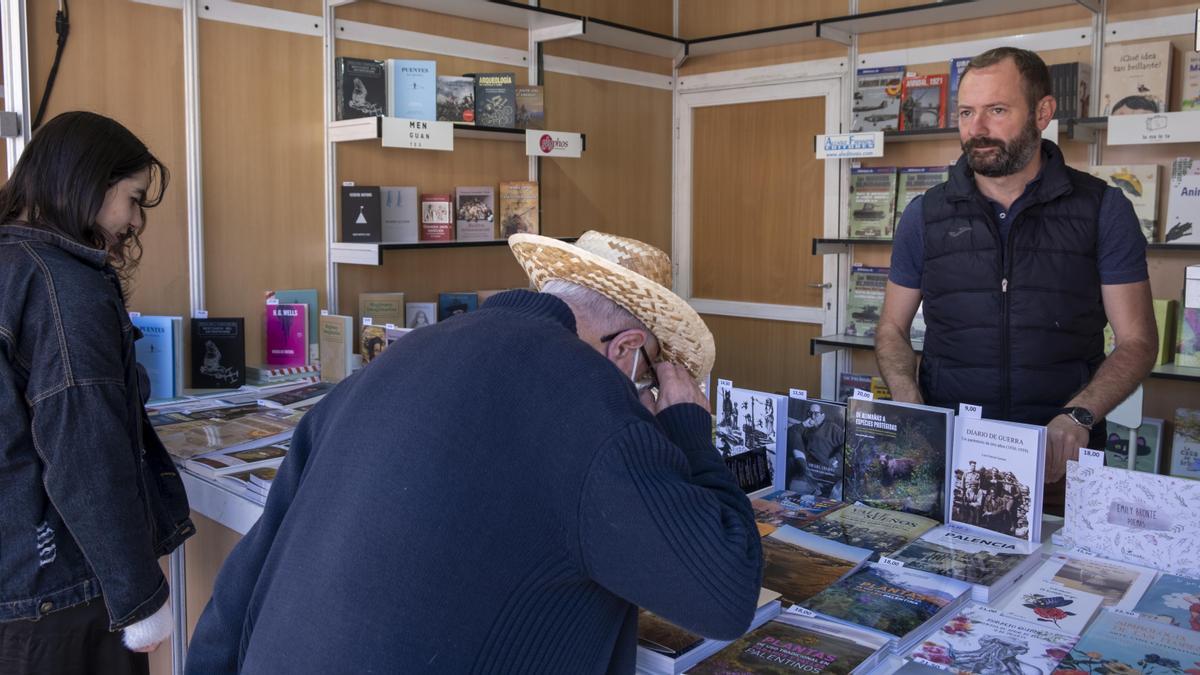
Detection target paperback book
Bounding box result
[190,317,245,389]
[888,525,1042,602]
[1185,52,1200,111]
[1181,306,1200,365]
[801,503,939,560]
[341,185,382,243]
[798,562,973,653]
[335,56,386,120]
[1169,408,1200,480]
[852,66,904,133]
[221,465,279,505]
[848,168,898,239]
[753,490,845,531]
[784,396,846,499]
[420,193,454,241]
[260,381,334,409]
[154,406,303,460]
[1049,62,1092,120]
[437,292,478,321]
[843,398,953,520]
[837,373,892,403]
[498,181,538,237]
[715,382,787,493]
[946,57,971,128]
[1133,573,1200,632]
[435,75,475,124]
[947,415,1045,544]
[1063,461,1200,578]
[1033,551,1158,611]
[909,604,1079,675]
[264,303,308,367]
[318,314,353,384]
[185,439,289,477]
[895,166,949,231]
[132,315,182,400]
[899,74,949,131]
[636,593,781,675]
[1087,165,1160,242]
[845,265,888,338]
[471,72,516,128]
[454,186,495,242]
[1100,40,1172,115]
[387,59,436,121]
[1053,610,1200,675]
[405,302,437,329]
[358,292,406,329]
[997,578,1105,635]
[360,324,388,365]
[514,85,544,129]
[762,525,873,607]
[266,289,318,363]
[1104,417,1165,473]
[688,612,891,675]
[380,186,419,243]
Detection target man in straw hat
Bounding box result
[187,231,764,674]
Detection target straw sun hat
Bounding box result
[509,231,715,381]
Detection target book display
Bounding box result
[800,503,938,559]
[894,167,949,231]
[1170,409,1200,479]
[1104,418,1165,473]
[1087,165,1160,242]
[1100,41,1173,115]
[387,59,437,121]
[899,74,948,131]
[889,526,1042,602]
[1133,573,1200,631]
[852,67,903,133]
[318,313,353,384]
[996,576,1105,635]
[335,56,386,120]
[636,592,782,674]
[1031,551,1157,612]
[753,490,845,532]
[436,75,475,124]
[131,314,184,400]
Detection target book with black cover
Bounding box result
[470,72,516,128]
[341,185,382,243]
[190,317,245,389]
[784,396,846,499]
[335,57,386,121]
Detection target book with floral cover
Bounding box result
[997,578,1104,635]
[1052,610,1200,675]
[1133,573,1200,632]
[909,604,1078,675]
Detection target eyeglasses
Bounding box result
[600,329,658,394]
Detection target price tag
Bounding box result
[193,310,208,320]
[717,378,733,390]
[1079,448,1105,468]
[385,323,397,330]
[852,388,874,401]
[789,388,808,400]
[878,556,905,568]
[127,311,141,319]
[362,317,373,326]
[1109,608,1139,618]
[266,298,279,305]
[959,403,982,419]
[784,605,818,618]
[320,309,329,316]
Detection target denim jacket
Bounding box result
[0,224,194,630]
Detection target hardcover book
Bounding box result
[435,75,475,124]
[801,503,939,560]
[387,59,436,121]
[335,56,386,121]
[380,186,419,243]
[845,265,888,338]
[405,302,437,329]
[899,74,949,131]
[947,57,971,128]
[514,85,544,129]
[888,525,1042,602]
[799,563,972,653]
[132,315,180,400]
[266,289,319,363]
[689,613,891,675]
[264,303,308,367]
[843,397,953,520]
[852,66,904,133]
[715,382,788,494]
[1049,62,1092,120]
[454,186,496,242]
[357,292,406,329]
[848,168,898,239]
[753,490,845,531]
[1184,52,1200,111]
[761,525,873,607]
[1053,611,1200,675]
[420,193,454,241]
[318,314,353,384]
[1100,40,1173,115]
[498,181,538,237]
[1033,551,1157,611]
[341,185,382,243]
[1063,460,1200,578]
[895,167,949,231]
[1169,408,1200,480]
[471,72,516,128]
[437,292,478,321]
[1104,417,1165,473]
[1133,573,1200,631]
[948,415,1046,544]
[784,396,846,499]
[1088,165,1161,242]
[909,604,1079,674]
[997,578,1105,635]
[190,317,245,389]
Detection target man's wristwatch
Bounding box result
[1058,406,1096,430]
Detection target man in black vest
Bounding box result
[875,47,1158,513]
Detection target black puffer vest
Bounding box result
[918,141,1108,434]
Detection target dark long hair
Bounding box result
[0,111,169,290]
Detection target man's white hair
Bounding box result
[541,279,648,337]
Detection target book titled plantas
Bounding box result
[264,303,308,367]
[894,166,949,231]
[420,193,453,241]
[471,72,516,128]
[341,185,382,243]
[947,415,1045,544]
[947,57,971,128]
[784,396,846,499]
[801,503,938,559]
[1052,610,1200,675]
[689,613,891,675]
[998,578,1105,635]
[714,382,787,494]
[335,56,386,121]
[1088,165,1161,242]
[909,604,1079,674]
[318,314,353,384]
[380,186,419,243]
[852,66,904,133]
[1170,408,1200,480]
[1100,40,1173,115]
[435,75,475,124]
[845,265,888,338]
[761,525,873,608]
[752,490,845,531]
[190,317,245,389]
[843,397,953,520]
[514,85,544,129]
[498,181,538,237]
[849,167,897,239]
[1104,417,1165,473]
[454,186,495,242]
[387,59,436,121]
[1133,573,1200,632]
[899,74,949,131]
[889,525,1042,602]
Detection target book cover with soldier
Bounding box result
[498,181,539,237]
[454,186,496,242]
[470,72,516,128]
[335,57,386,121]
[436,75,475,124]
[948,416,1045,544]
[895,166,949,232]
[899,73,949,131]
[848,167,897,239]
[784,397,846,499]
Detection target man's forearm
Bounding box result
[1067,339,1157,418]
[875,323,922,402]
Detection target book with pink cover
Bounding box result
[264,303,309,367]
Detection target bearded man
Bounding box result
[874,47,1157,514]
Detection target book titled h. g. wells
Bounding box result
[190,317,246,389]
[470,72,516,128]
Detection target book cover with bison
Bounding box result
[843,398,953,520]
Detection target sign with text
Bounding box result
[789,388,808,400]
[525,130,583,158]
[382,117,454,151]
[1107,112,1200,146]
[959,403,982,419]
[1080,447,1105,468]
[816,132,884,159]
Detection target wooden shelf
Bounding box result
[1150,364,1200,383]
[685,21,826,61]
[819,0,1098,37]
[1067,112,1200,145]
[331,236,579,266]
[812,238,894,255]
[1147,243,1200,252]
[882,127,960,143]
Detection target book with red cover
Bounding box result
[264,303,309,367]
[420,193,453,241]
[899,74,949,131]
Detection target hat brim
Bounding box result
[509,233,715,381]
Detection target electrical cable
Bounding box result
[32,0,70,132]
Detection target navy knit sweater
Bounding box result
[185,290,763,674]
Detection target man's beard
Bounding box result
[962,114,1041,178]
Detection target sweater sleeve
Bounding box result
[578,403,763,640]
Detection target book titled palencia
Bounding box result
[190,317,245,389]
[471,72,516,128]
[1100,40,1172,115]
[387,59,436,121]
[454,186,495,242]
[335,56,386,121]
[899,73,948,131]
[420,193,453,241]
[498,181,538,237]
[888,525,1042,602]
[264,303,308,367]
